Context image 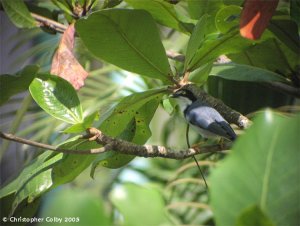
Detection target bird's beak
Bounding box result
[169,93,179,98]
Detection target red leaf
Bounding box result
[240,0,279,40]
[51,23,88,90]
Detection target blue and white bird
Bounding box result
[170,88,236,141]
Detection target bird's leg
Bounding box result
[218,137,225,149]
[191,138,208,148]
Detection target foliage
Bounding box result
[0,0,299,226]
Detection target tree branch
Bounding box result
[31,13,68,33]
[0,128,229,159]
[180,84,252,129]
[265,81,300,98]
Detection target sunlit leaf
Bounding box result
[39,188,111,226]
[187,29,261,71]
[76,9,172,83]
[235,205,275,226]
[10,152,63,213]
[125,0,194,34]
[110,183,171,226]
[29,73,83,124]
[185,15,210,69]
[2,0,36,28]
[98,90,166,169]
[210,111,300,226]
[187,0,223,20]
[215,5,241,33]
[63,112,99,133]
[210,63,288,83]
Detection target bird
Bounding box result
[170,88,236,141]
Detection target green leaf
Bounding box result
[162,98,175,115]
[269,18,300,54]
[98,90,165,169]
[52,138,99,184]
[1,136,101,214]
[215,5,241,33]
[99,119,136,169]
[235,205,275,226]
[63,112,99,133]
[185,14,210,69]
[0,152,53,200]
[76,9,172,83]
[210,63,288,83]
[1,0,36,28]
[29,74,83,124]
[187,0,223,20]
[99,88,167,137]
[189,60,214,84]
[290,0,300,28]
[228,39,298,76]
[0,65,39,106]
[125,0,194,34]
[210,111,300,226]
[10,152,63,213]
[39,188,111,226]
[187,30,260,71]
[110,183,171,226]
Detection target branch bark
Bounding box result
[180,84,252,128]
[31,13,68,33]
[0,128,229,159]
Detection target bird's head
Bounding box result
[169,88,197,111]
[170,88,197,102]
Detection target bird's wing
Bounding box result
[186,105,236,141]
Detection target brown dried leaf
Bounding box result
[51,23,88,90]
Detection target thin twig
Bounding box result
[166,50,185,62]
[0,128,228,159]
[31,12,68,33]
[186,124,208,189]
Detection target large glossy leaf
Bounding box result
[99,88,167,137]
[187,29,257,71]
[187,0,223,20]
[228,38,298,76]
[0,65,39,106]
[1,0,36,28]
[0,136,101,214]
[185,15,210,69]
[52,138,99,185]
[76,9,172,83]
[0,152,53,200]
[29,73,83,124]
[39,188,111,226]
[210,111,300,226]
[110,183,171,226]
[98,89,166,169]
[189,61,214,84]
[210,63,288,83]
[269,17,300,54]
[125,0,194,34]
[235,205,275,226]
[10,152,63,213]
[215,5,241,33]
[290,0,300,28]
